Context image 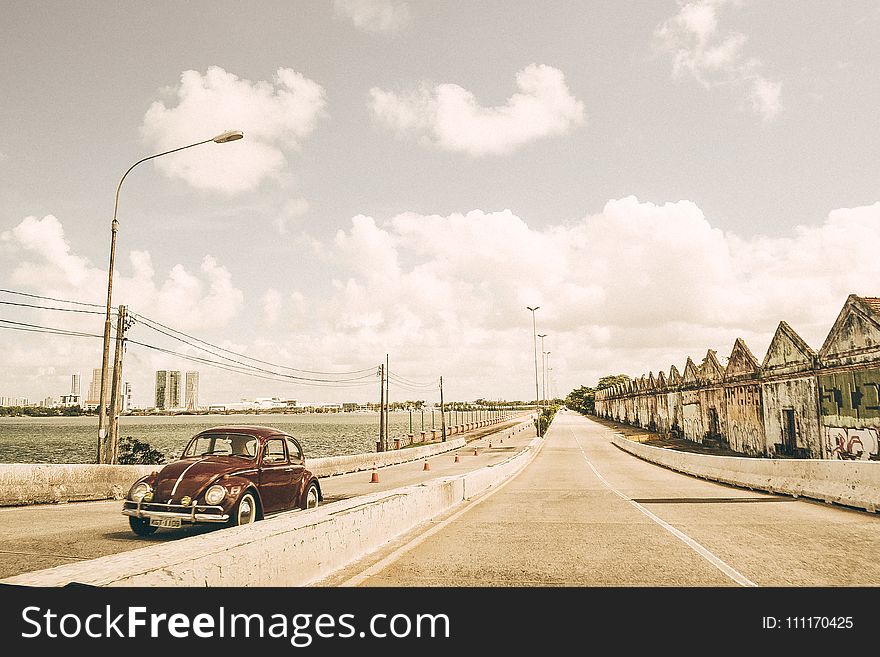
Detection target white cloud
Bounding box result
[333,0,410,33]
[141,66,327,193]
[369,64,585,156]
[261,289,283,325]
[269,198,880,399]
[5,215,244,331]
[6,200,880,404]
[656,1,782,120]
[1,214,248,405]
[274,197,310,235]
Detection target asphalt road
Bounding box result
[320,410,880,586]
[0,420,534,579]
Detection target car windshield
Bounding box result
[182,433,258,459]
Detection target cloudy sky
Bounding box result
[2,1,880,407]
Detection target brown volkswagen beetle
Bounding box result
[122,425,322,536]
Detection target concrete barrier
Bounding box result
[611,434,880,513]
[2,423,542,587]
[0,438,467,507]
[0,463,158,506]
[0,414,537,507]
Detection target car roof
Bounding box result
[194,425,292,440]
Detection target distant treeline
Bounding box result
[0,405,94,417]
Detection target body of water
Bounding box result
[0,410,455,464]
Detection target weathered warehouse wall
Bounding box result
[725,339,766,456]
[595,294,880,460]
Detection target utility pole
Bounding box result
[385,354,390,451]
[527,306,541,436]
[440,376,447,442]
[538,334,547,403]
[104,305,132,464]
[378,364,385,452]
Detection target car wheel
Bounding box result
[303,482,319,510]
[129,517,157,536]
[230,491,258,526]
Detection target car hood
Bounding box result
[152,456,256,503]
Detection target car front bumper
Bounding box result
[122,500,229,523]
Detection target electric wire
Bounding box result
[131,311,377,377]
[126,339,377,389]
[0,288,104,308]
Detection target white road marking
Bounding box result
[572,427,757,587]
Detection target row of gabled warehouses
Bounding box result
[594,295,880,460]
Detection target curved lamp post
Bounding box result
[526,306,540,435]
[97,130,244,463]
[538,334,547,403]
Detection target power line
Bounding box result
[126,339,377,389]
[0,299,106,315]
[131,311,377,377]
[131,320,376,383]
[0,318,103,339]
[387,370,438,388]
[0,288,104,308]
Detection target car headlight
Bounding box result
[130,482,151,502]
[204,484,226,505]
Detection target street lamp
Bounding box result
[96,130,244,463]
[544,351,551,402]
[538,334,547,403]
[526,306,540,435]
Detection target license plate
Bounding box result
[150,517,182,528]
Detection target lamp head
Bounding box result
[212,130,244,143]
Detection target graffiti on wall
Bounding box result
[824,427,879,461]
[819,369,880,419]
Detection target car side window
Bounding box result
[263,439,287,465]
[286,437,303,463]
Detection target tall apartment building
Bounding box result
[185,371,199,410]
[155,370,182,410]
[61,372,82,406]
[86,367,111,407]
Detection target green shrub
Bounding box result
[118,436,166,465]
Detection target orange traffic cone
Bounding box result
[370,469,379,483]
[423,460,431,471]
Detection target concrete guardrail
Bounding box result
[0,415,533,507]
[2,419,542,587]
[610,433,880,513]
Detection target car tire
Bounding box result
[303,482,319,510]
[230,491,258,526]
[129,516,157,536]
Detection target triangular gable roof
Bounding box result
[668,365,682,386]
[656,370,667,389]
[724,338,761,381]
[647,372,656,390]
[761,321,816,374]
[700,349,724,383]
[818,294,880,364]
[682,357,700,385]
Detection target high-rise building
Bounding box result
[86,367,111,407]
[185,371,199,410]
[61,372,82,406]
[155,370,181,410]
